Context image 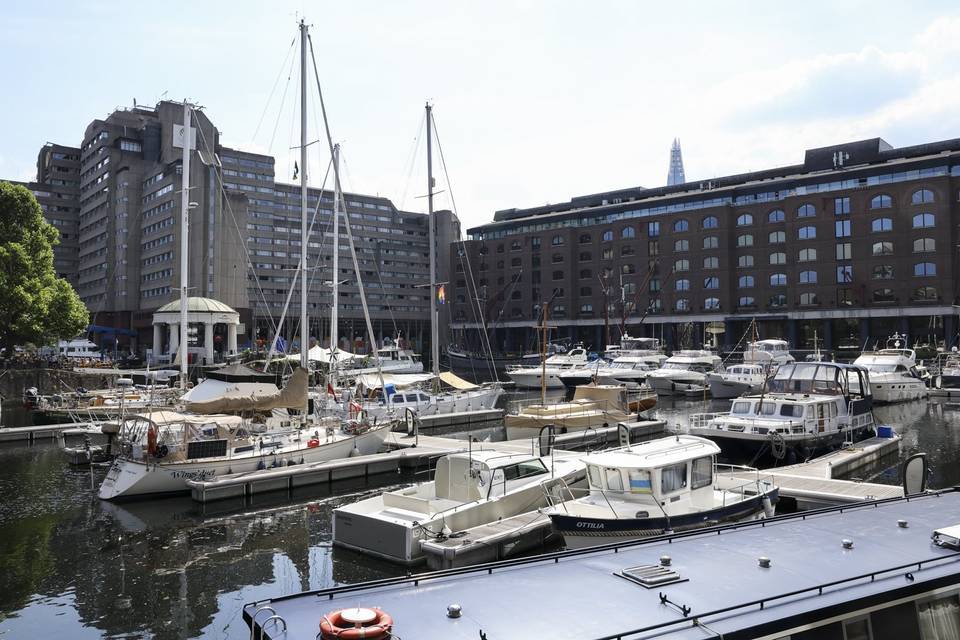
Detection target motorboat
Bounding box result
[644,350,722,396]
[506,345,591,389]
[689,361,876,463]
[938,353,960,389]
[603,335,667,361]
[853,335,927,403]
[504,384,655,440]
[338,344,424,377]
[545,435,778,549]
[743,339,794,366]
[706,364,768,400]
[332,449,586,564]
[347,371,504,422]
[560,355,663,390]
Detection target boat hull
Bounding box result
[646,374,707,396]
[688,424,874,464]
[870,380,927,403]
[506,369,568,389]
[706,374,762,400]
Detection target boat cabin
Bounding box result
[744,339,793,364]
[432,452,551,503]
[723,364,765,377]
[766,361,871,399]
[376,345,422,364]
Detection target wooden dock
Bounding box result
[929,388,960,399]
[417,408,503,432]
[0,422,98,443]
[420,511,554,570]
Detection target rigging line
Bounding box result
[251,37,297,146]
[429,111,460,217]
[268,44,298,154]
[397,113,425,212]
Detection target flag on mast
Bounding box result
[437,284,446,305]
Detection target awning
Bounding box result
[354,372,435,389]
[438,371,479,390]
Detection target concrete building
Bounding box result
[452,137,960,354]
[7,100,458,363]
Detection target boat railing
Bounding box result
[689,412,724,430]
[714,464,776,507]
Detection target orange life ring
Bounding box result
[319,607,393,640]
[147,425,158,456]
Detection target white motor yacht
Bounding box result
[338,345,424,377]
[332,449,586,564]
[349,372,504,422]
[853,335,927,403]
[506,345,591,389]
[560,354,665,390]
[689,361,876,463]
[706,364,768,400]
[545,435,778,549]
[603,335,666,360]
[938,352,960,389]
[743,339,794,366]
[645,350,722,395]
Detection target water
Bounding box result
[1,395,959,638]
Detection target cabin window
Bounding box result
[628,469,652,493]
[404,394,419,403]
[661,463,688,493]
[780,404,804,417]
[502,460,548,481]
[917,594,960,639]
[732,401,752,415]
[691,457,712,489]
[588,465,603,489]
[418,394,430,402]
[843,615,874,640]
[605,468,624,492]
[759,403,776,416]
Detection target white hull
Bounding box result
[364,387,503,421]
[507,368,569,389]
[561,511,767,550]
[98,425,390,500]
[646,372,707,395]
[706,374,764,400]
[870,379,927,403]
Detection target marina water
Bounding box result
[0,394,956,639]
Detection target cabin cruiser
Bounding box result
[338,345,424,378]
[853,336,927,403]
[603,335,667,361]
[348,371,504,422]
[644,350,722,395]
[559,355,661,390]
[506,345,591,389]
[504,384,655,440]
[545,435,778,549]
[332,449,586,564]
[689,361,875,462]
[938,352,960,389]
[743,339,794,366]
[705,363,768,400]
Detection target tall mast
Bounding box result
[426,102,440,381]
[329,143,340,384]
[299,20,309,372]
[179,101,191,392]
[540,300,548,405]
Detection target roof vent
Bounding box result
[619,564,687,589]
[932,524,960,550]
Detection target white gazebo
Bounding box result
[153,297,241,364]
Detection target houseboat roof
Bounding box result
[246,490,960,640]
[582,435,720,469]
[446,450,540,469]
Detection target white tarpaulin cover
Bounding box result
[354,373,435,389]
[438,371,479,390]
[181,379,279,403]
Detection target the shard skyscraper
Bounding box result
[667,138,686,186]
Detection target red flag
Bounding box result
[326,382,337,402]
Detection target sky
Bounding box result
[3,1,960,233]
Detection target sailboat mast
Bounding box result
[179,100,191,392]
[426,102,440,380]
[541,300,548,405]
[329,144,340,384]
[299,20,309,372]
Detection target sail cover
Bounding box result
[438,371,479,390]
[185,367,308,413]
[354,373,435,389]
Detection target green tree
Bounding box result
[0,182,88,353]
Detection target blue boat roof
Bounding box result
[245,490,960,639]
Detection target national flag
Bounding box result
[292,161,299,180]
[326,382,337,402]
[437,284,446,305]
[276,336,287,353]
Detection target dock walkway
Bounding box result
[0,422,98,443]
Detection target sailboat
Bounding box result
[98,23,393,500]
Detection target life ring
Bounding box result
[319,607,393,640]
[349,401,362,419]
[147,425,158,456]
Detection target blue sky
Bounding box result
[3,1,960,231]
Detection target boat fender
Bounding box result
[319,607,393,640]
[769,433,786,460]
[762,495,775,518]
[155,444,168,459]
[349,401,362,419]
[307,438,321,448]
[147,425,158,456]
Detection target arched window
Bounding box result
[602,248,614,260]
[578,233,592,244]
[769,294,786,307]
[799,248,817,262]
[579,268,591,279]
[769,252,786,265]
[621,263,636,274]
[621,226,636,239]
[737,234,754,247]
[911,189,935,204]
[914,238,935,253]
[674,259,690,272]
[738,275,755,289]
[602,230,613,242]
[770,273,787,286]
[676,298,690,311]
[872,265,894,280]
[648,298,662,312]
[674,219,689,232]
[675,239,689,252]
[738,296,756,307]
[799,270,817,284]
[621,245,635,256]
[797,203,816,218]
[914,286,938,301]
[703,277,720,289]
[738,255,754,268]
[914,262,937,277]
[768,209,785,223]
[769,231,785,244]
[701,216,718,229]
[675,279,690,291]
[913,213,935,228]
[870,194,892,209]
[872,242,893,256]
[551,235,564,246]
[873,288,895,303]
[703,256,719,269]
[704,297,720,310]
[800,292,818,306]
[552,270,564,280]
[551,254,563,263]
[798,226,816,240]
[871,218,893,233]
[579,251,592,261]
[736,213,753,227]
[703,236,718,249]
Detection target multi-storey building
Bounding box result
[452,137,960,353]
[6,100,457,360]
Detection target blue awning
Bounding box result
[87,325,138,337]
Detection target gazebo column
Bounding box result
[204,322,215,364]
[153,323,163,359]
[169,323,179,357]
[227,323,238,355]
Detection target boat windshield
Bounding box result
[662,363,691,370]
[768,362,847,395]
[731,401,752,415]
[865,364,899,373]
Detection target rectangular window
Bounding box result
[836,242,852,260]
[628,469,652,494]
[834,197,851,215]
[661,463,688,493]
[588,465,603,489]
[835,220,851,238]
[691,457,712,489]
[605,468,623,492]
[647,221,660,237]
[842,615,873,640]
[837,265,853,283]
[838,288,853,306]
[648,240,659,256]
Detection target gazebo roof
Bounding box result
[156,297,237,314]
